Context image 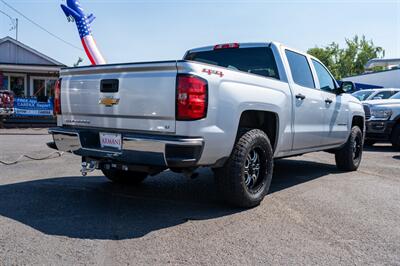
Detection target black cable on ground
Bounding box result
[0,151,64,166]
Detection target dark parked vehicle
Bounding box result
[363,92,400,149]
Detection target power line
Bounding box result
[0,8,13,20]
[0,8,17,39]
[0,0,83,51]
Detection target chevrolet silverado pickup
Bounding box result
[48,42,365,207]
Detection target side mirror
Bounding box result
[337,81,356,94]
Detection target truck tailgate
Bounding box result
[60,61,179,133]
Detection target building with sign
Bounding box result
[0,36,65,101]
[342,68,400,89]
[342,58,400,89]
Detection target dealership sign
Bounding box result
[14,97,53,117]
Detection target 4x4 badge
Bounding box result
[202,68,224,77]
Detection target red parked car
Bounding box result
[0,90,14,116]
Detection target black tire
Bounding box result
[102,169,148,185]
[214,129,274,208]
[335,126,363,171]
[364,139,376,146]
[391,124,400,150]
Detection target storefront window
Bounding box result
[32,78,57,102]
[33,79,46,101]
[46,80,56,99]
[0,76,8,90]
[10,76,25,97]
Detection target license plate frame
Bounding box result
[99,132,122,150]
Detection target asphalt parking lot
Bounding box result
[0,129,399,265]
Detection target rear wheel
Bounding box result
[102,169,148,185]
[335,126,363,171]
[215,129,273,208]
[391,124,400,150]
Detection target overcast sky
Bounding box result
[1,0,399,66]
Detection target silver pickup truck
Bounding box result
[49,42,365,207]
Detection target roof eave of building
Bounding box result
[0,36,67,67]
[0,64,63,73]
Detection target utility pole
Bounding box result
[15,18,18,40]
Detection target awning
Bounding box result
[0,64,62,74]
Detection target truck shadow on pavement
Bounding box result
[0,159,339,240]
[363,144,395,152]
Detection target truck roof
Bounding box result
[185,41,316,62]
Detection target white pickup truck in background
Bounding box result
[48,42,365,207]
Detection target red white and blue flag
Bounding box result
[61,0,106,65]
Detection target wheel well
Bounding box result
[238,110,279,151]
[352,116,364,133]
[391,116,400,138]
[394,115,400,126]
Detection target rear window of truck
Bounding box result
[184,47,280,80]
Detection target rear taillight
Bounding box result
[54,79,62,115]
[176,74,208,121]
[214,43,240,50]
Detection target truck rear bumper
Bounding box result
[49,127,204,168]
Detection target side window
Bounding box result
[285,50,315,88]
[373,91,393,100]
[312,59,336,93]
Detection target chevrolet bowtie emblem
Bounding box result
[99,97,120,106]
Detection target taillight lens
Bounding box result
[54,79,62,115]
[176,74,208,120]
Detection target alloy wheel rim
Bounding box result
[244,148,262,190]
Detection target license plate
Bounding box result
[99,132,122,150]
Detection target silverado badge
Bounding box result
[99,97,120,107]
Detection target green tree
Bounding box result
[308,35,385,80]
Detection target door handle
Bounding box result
[295,94,306,100]
[100,79,119,93]
[325,98,333,104]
